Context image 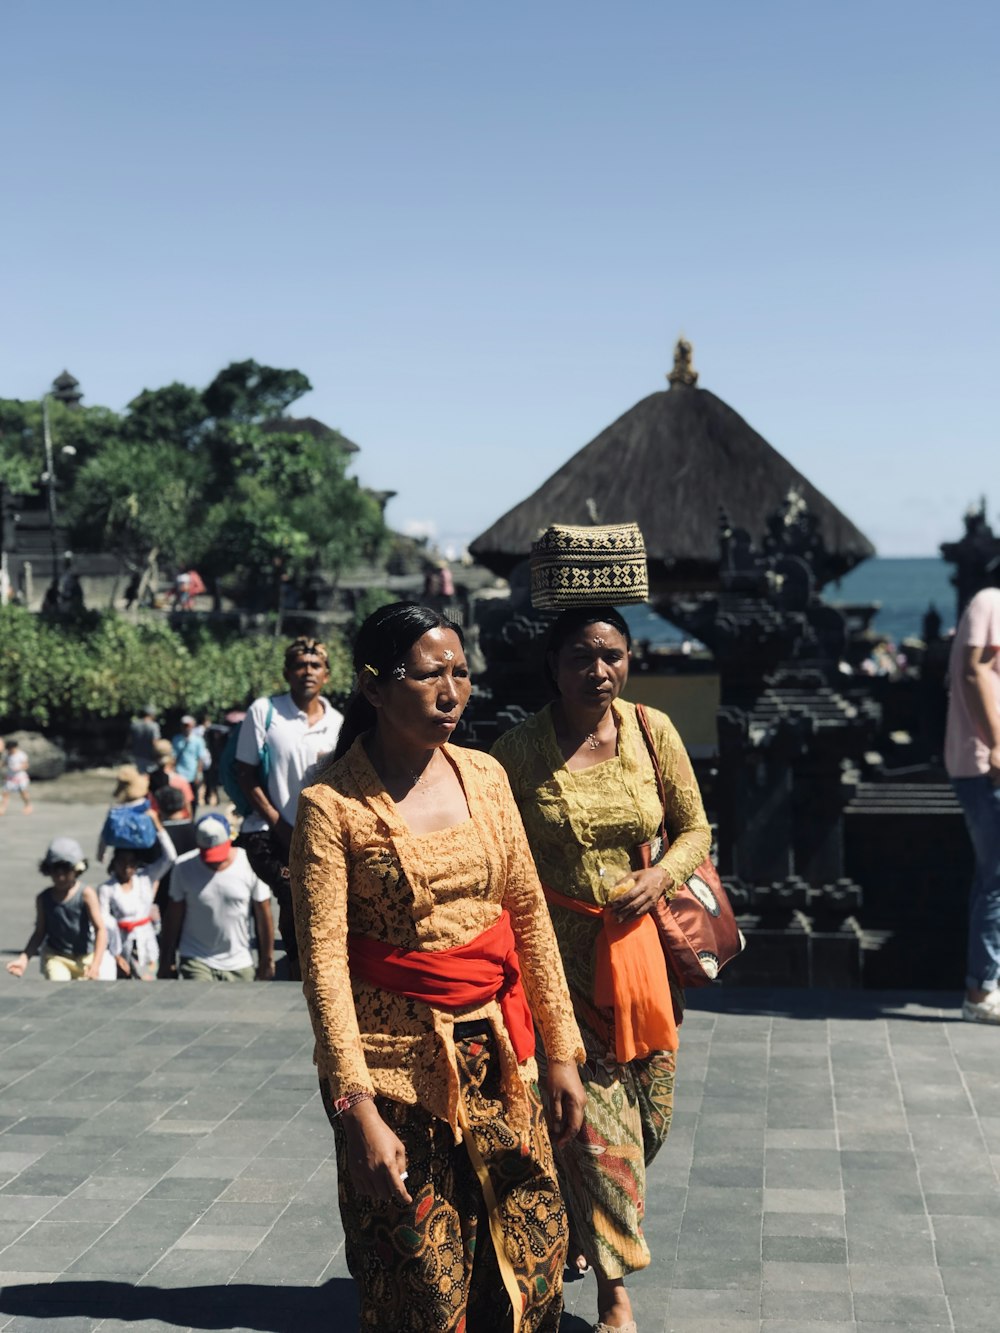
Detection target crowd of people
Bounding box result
[8,636,338,988]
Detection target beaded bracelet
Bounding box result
[332,1090,375,1116]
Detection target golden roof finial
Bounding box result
[667,337,698,389]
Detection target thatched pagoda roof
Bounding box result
[469,342,874,588]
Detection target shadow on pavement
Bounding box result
[0,1278,357,1331]
[687,984,960,1023]
[0,1278,595,1330]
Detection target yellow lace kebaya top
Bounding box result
[491,700,711,909]
[492,700,711,1060]
[289,738,584,1142]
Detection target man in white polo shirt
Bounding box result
[158,814,274,981]
[234,637,343,979]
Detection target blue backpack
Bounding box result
[102,804,157,851]
[218,698,276,817]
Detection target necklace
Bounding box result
[585,731,602,750]
[407,757,436,787]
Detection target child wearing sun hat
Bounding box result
[7,838,107,981]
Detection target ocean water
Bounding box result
[624,557,957,649]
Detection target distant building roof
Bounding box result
[469,340,874,589]
[260,416,359,453]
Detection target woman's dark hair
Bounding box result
[333,602,465,761]
[542,605,632,695]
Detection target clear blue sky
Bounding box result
[4,0,997,558]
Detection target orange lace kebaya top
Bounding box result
[288,739,584,1142]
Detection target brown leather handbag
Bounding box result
[634,704,746,1000]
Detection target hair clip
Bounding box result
[362,663,379,678]
[392,664,406,681]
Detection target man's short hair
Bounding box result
[157,786,188,818]
[284,637,329,668]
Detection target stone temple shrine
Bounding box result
[468,341,970,990]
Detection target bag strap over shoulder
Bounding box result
[634,703,668,849]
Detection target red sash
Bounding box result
[119,916,152,934]
[348,909,536,1062]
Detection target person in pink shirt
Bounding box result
[944,581,1000,1024]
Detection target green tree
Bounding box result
[193,426,388,607]
[124,382,209,449]
[203,360,312,424]
[0,397,120,498]
[66,437,207,592]
[8,360,388,611]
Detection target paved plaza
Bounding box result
[0,798,998,1331]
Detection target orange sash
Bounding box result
[542,885,677,1061]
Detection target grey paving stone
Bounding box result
[847,1262,945,1294]
[43,1197,131,1224]
[197,1200,287,1227]
[2,887,999,1328]
[761,1287,854,1319]
[763,1211,845,1239]
[141,1247,254,1287]
[763,1187,844,1214]
[0,1199,58,1228]
[762,1259,851,1291]
[760,1323,857,1333]
[765,1148,843,1189]
[667,1285,759,1317]
[948,1292,1000,1331]
[932,1215,1000,1265]
[0,1154,43,1176]
[140,1177,224,1203]
[2,1318,101,1331]
[852,1291,952,1323]
[762,1235,848,1263]
[0,1222,33,1248]
[846,1235,938,1266]
[0,1169,91,1196]
[669,1257,761,1290]
[844,1190,928,1217]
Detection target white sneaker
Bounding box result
[962,990,1000,1025]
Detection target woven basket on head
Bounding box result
[529,523,648,609]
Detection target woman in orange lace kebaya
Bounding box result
[492,607,711,1333]
[289,603,586,1333]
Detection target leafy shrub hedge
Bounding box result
[0,605,353,729]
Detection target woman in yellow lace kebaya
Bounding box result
[492,606,711,1333]
[289,603,586,1333]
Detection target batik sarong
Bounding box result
[542,1042,674,1279]
[324,1026,567,1332]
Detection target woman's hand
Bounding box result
[5,953,28,978]
[84,958,102,980]
[341,1100,413,1206]
[546,1060,587,1146]
[609,867,673,922]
